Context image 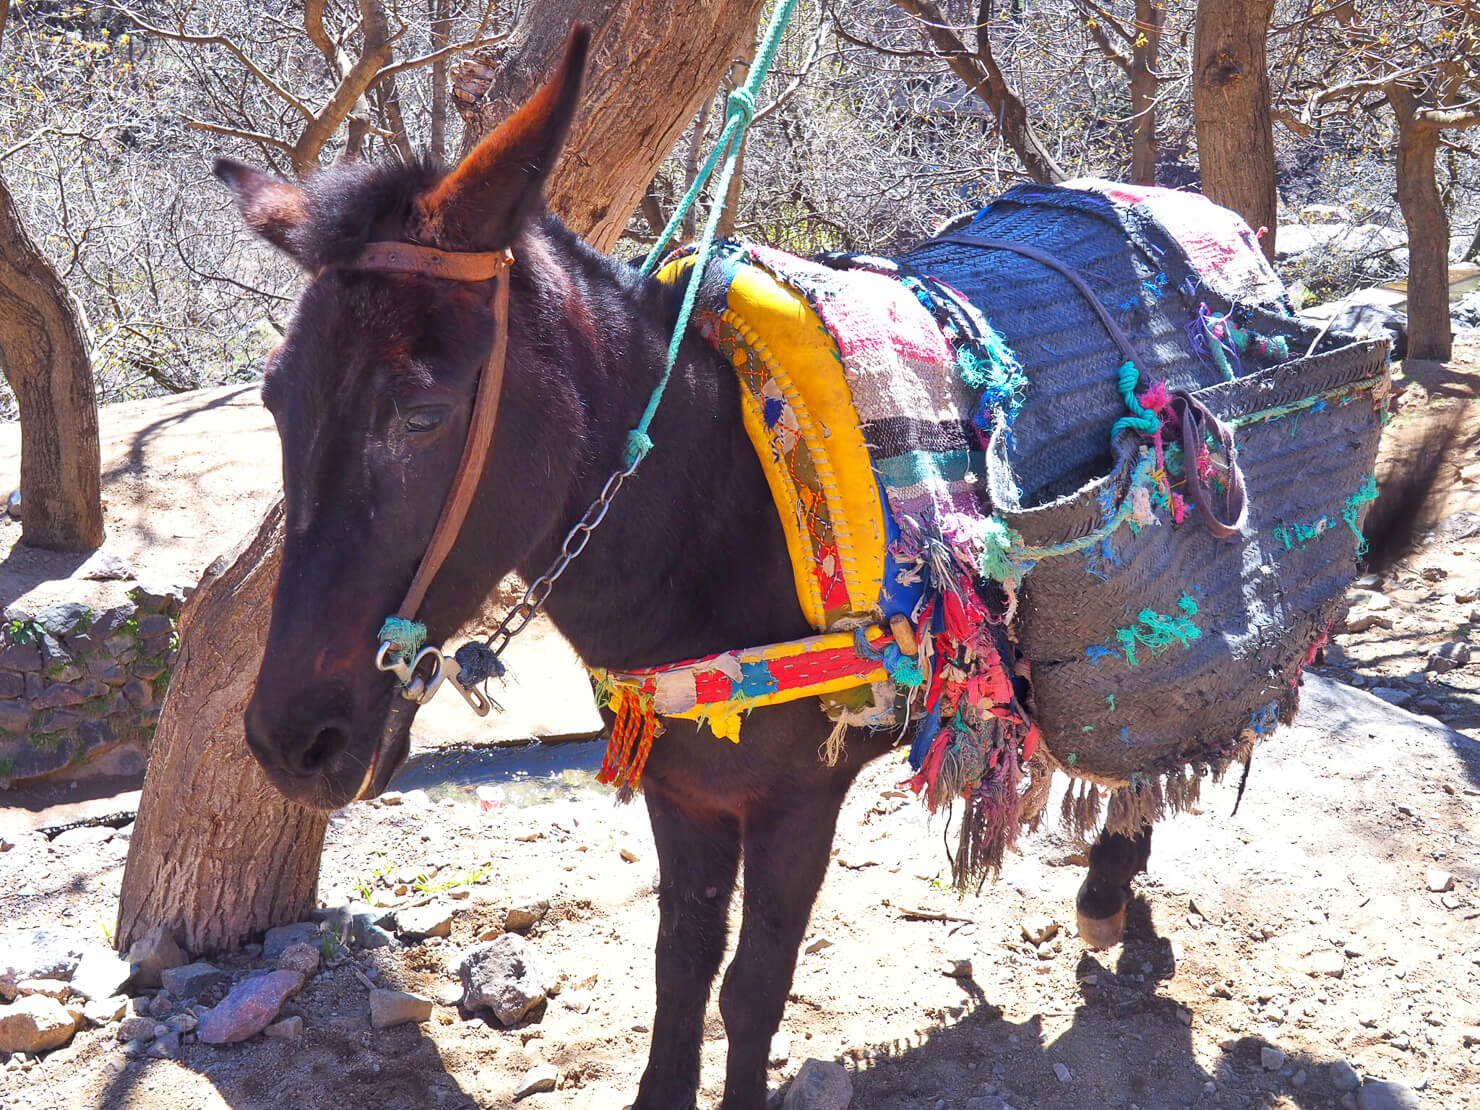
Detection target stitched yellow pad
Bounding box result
[657,255,886,631]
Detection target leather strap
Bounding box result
[345,241,514,283]
[1170,390,1248,538]
[933,233,1145,369]
[338,240,515,623]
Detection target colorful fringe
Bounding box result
[598,685,661,791]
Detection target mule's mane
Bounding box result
[276,158,444,271]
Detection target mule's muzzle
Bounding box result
[244,685,413,810]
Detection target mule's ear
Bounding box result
[416,23,590,249]
[214,158,308,263]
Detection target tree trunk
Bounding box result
[428,0,452,161]
[0,173,105,551]
[1130,0,1162,186]
[453,0,770,252]
[117,0,768,954]
[892,0,1065,184]
[116,502,329,954]
[1193,0,1277,260]
[1391,93,1451,362]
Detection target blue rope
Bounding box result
[622,0,801,469]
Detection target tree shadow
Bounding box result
[1396,357,1476,402]
[0,538,92,610]
[100,383,262,483]
[845,895,1364,1110]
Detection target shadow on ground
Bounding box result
[847,897,1364,1110]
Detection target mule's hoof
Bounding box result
[1077,906,1126,950]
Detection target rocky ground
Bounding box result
[0,348,1476,1110]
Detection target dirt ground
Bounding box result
[1,343,1478,1110]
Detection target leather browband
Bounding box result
[345,241,514,282]
[341,239,515,624]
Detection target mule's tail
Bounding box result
[1360,406,1466,575]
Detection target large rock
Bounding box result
[459,934,550,1026]
[1356,1079,1421,1110]
[0,995,77,1055]
[196,970,304,1044]
[368,988,434,1029]
[781,1059,853,1110]
[125,925,188,990]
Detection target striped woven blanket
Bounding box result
[656,241,1039,878]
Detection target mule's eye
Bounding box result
[404,406,448,433]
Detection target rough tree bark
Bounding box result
[1391,89,1451,362]
[454,0,770,252]
[115,502,330,953]
[1193,0,1277,260]
[0,173,105,551]
[116,0,771,955]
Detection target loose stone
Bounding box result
[368,989,434,1029]
[160,962,231,999]
[0,996,76,1055]
[513,1062,559,1099]
[264,1015,303,1041]
[196,970,304,1044]
[459,934,550,1026]
[125,926,188,990]
[780,1058,853,1110]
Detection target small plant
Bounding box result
[0,756,14,778]
[412,867,491,895]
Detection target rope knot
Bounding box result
[378,617,426,662]
[623,430,653,469]
[726,87,757,126]
[454,641,505,686]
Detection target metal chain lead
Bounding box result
[479,457,641,660]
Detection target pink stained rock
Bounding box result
[196,970,304,1044]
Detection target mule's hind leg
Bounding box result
[632,785,741,1110]
[1076,823,1153,949]
[717,784,850,1110]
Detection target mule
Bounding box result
[230,28,1160,1108]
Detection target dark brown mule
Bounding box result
[228,28,1149,1108]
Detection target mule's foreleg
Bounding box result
[1076,823,1153,949]
[632,786,742,1110]
[717,785,849,1110]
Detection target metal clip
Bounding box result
[375,641,490,716]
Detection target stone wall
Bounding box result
[0,585,184,786]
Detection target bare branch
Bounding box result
[185,118,295,152]
[116,5,315,121]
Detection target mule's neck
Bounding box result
[511,217,809,671]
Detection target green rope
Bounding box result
[622,0,801,469]
[1110,360,1159,441]
[379,617,426,662]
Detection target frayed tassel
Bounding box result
[819,716,849,767]
[599,687,662,791]
[953,745,1021,885]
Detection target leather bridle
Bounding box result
[339,239,515,717]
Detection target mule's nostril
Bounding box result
[292,721,349,775]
